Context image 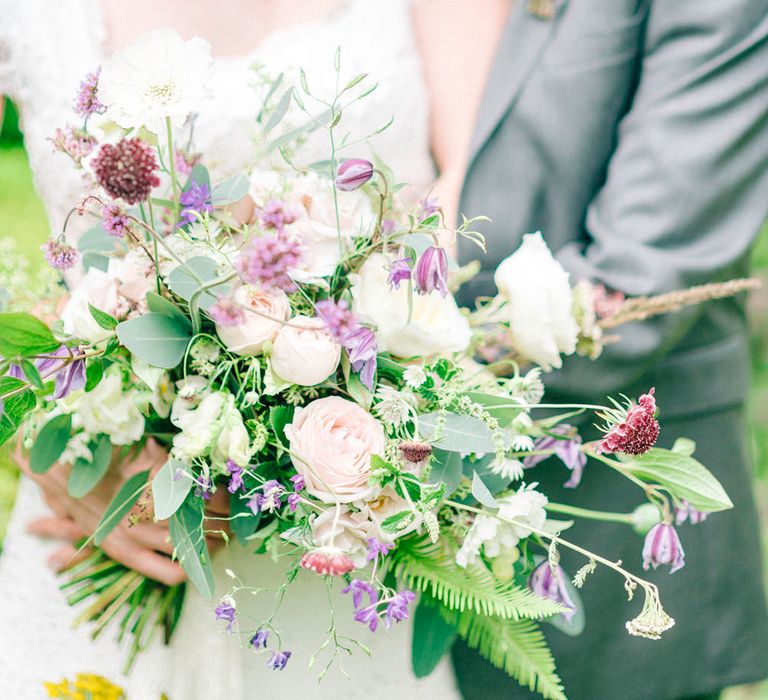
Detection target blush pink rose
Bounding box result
[285,396,385,503]
[270,315,340,386]
[215,286,290,356]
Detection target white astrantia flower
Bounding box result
[373,386,417,428]
[494,232,579,371]
[403,365,427,389]
[99,28,213,134]
[491,458,525,481]
[59,432,94,466]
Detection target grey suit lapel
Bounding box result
[468,0,568,163]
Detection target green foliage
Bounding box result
[170,499,214,599]
[269,405,294,446]
[0,377,36,447]
[411,597,458,678]
[94,470,150,546]
[392,537,564,621]
[88,304,119,331]
[428,449,463,497]
[210,173,249,205]
[152,458,193,520]
[419,412,498,454]
[116,313,192,369]
[146,292,190,326]
[68,434,112,497]
[465,391,523,425]
[166,256,230,311]
[0,312,59,357]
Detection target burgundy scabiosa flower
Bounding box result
[74,68,105,118]
[399,440,433,466]
[387,257,412,290]
[414,246,448,297]
[335,158,374,191]
[42,238,79,271]
[92,138,160,204]
[257,199,298,232]
[101,204,131,238]
[524,425,587,488]
[529,561,578,623]
[236,232,302,292]
[595,388,660,455]
[300,547,356,577]
[642,522,685,573]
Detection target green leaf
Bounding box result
[29,413,72,473]
[116,313,192,370]
[411,599,457,678]
[183,164,211,193]
[231,492,261,545]
[170,500,214,599]
[68,434,112,497]
[466,392,523,425]
[94,470,150,546]
[621,446,733,512]
[376,355,405,381]
[671,437,696,457]
[20,359,44,389]
[464,454,510,495]
[419,412,503,454]
[471,471,499,509]
[152,458,193,520]
[341,352,373,410]
[0,377,36,447]
[211,174,250,205]
[88,304,118,331]
[167,257,229,311]
[85,359,104,392]
[0,313,59,357]
[264,88,294,133]
[146,292,191,327]
[428,449,462,497]
[78,224,118,254]
[270,405,295,445]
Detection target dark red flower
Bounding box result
[595,388,660,455]
[92,138,160,204]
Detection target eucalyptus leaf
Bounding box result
[464,455,510,495]
[429,449,463,497]
[211,174,250,205]
[152,458,193,520]
[183,164,211,193]
[116,313,192,370]
[231,494,261,545]
[145,291,191,327]
[94,470,150,546]
[68,434,112,497]
[82,252,110,272]
[411,601,458,678]
[170,501,214,599]
[471,471,499,509]
[466,392,523,425]
[419,412,503,454]
[341,352,373,410]
[0,313,59,357]
[167,257,229,311]
[264,88,294,133]
[29,413,72,474]
[671,438,696,457]
[77,224,117,254]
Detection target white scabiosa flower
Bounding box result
[99,28,213,134]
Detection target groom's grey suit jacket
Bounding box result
[455,1,768,698]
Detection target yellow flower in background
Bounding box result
[43,673,125,700]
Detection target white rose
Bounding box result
[211,400,253,466]
[171,392,226,460]
[69,366,145,445]
[310,508,369,567]
[493,232,578,370]
[351,253,471,358]
[215,286,290,356]
[271,316,341,386]
[61,267,120,343]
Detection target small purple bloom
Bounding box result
[257,199,298,232]
[354,604,380,632]
[387,257,412,290]
[195,474,213,501]
[179,181,213,227]
[384,590,416,629]
[248,480,284,514]
[675,500,708,526]
[42,239,79,271]
[250,628,269,649]
[366,537,394,562]
[102,204,131,238]
[236,232,302,292]
[290,474,305,492]
[642,523,685,574]
[417,197,440,220]
[74,68,105,118]
[414,246,448,297]
[36,345,86,400]
[524,425,587,489]
[287,493,300,512]
[342,579,378,610]
[267,650,291,670]
[227,460,245,494]
[315,299,357,343]
[335,159,374,191]
[215,598,236,633]
[529,561,577,623]
[209,294,245,327]
[380,219,397,236]
[6,364,25,380]
[343,325,377,390]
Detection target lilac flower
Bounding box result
[6,364,24,380]
[417,196,440,220]
[290,474,305,492]
[384,590,416,629]
[248,480,284,514]
[257,199,298,232]
[366,538,394,562]
[523,425,587,488]
[195,474,213,501]
[74,68,104,118]
[343,325,378,390]
[42,239,79,271]
[414,246,448,297]
[50,126,97,163]
[335,159,374,191]
[387,257,412,290]
[342,579,378,610]
[179,181,213,227]
[215,598,236,633]
[267,650,291,670]
[675,500,708,526]
[380,218,397,236]
[528,561,577,623]
[642,523,685,574]
[36,345,86,400]
[354,605,380,632]
[209,294,245,327]
[174,149,199,178]
[250,628,269,649]
[102,204,131,238]
[236,232,302,292]
[287,493,300,512]
[315,299,357,343]
[226,460,245,494]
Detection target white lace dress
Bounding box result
[0,1,459,697]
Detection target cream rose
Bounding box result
[493,232,578,370]
[351,253,471,358]
[285,396,385,503]
[310,508,369,567]
[270,315,341,386]
[215,286,290,356]
[61,266,120,344]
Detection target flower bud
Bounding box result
[414,246,448,297]
[642,522,685,573]
[528,561,578,622]
[335,159,374,191]
[631,503,663,535]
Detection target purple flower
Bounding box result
[354,605,380,632]
[215,598,236,633]
[102,204,131,238]
[74,68,104,118]
[642,523,685,574]
[384,590,416,629]
[257,199,298,232]
[417,197,440,220]
[387,257,412,290]
[227,460,245,494]
[675,500,708,526]
[287,493,300,512]
[194,474,213,501]
[343,325,377,390]
[236,232,302,292]
[248,480,284,514]
[529,561,577,623]
[6,364,25,380]
[523,425,587,488]
[380,219,397,236]
[267,650,291,670]
[414,246,448,297]
[209,294,245,327]
[250,628,269,649]
[366,538,394,562]
[290,474,305,492]
[342,579,378,610]
[36,345,86,400]
[42,239,79,271]
[179,181,213,227]
[315,299,357,343]
[335,159,374,191]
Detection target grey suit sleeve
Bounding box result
[553,1,768,391]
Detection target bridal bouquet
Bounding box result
[0,30,748,699]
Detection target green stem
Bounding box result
[545,501,634,524]
[166,117,180,225]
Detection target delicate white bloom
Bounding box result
[373,386,417,428]
[310,508,370,568]
[403,365,427,389]
[211,401,253,467]
[357,486,421,540]
[506,367,545,406]
[98,29,213,134]
[270,316,341,386]
[171,376,210,423]
[248,168,284,206]
[492,458,525,481]
[59,432,94,466]
[510,435,535,452]
[351,253,471,358]
[494,232,579,370]
[215,286,289,356]
[61,266,120,344]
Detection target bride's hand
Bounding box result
[14,439,229,586]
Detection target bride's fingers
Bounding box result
[27,516,85,542]
[101,539,187,586]
[122,523,174,555]
[47,544,92,572]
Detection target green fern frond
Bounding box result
[392,536,563,620]
[444,607,567,700]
